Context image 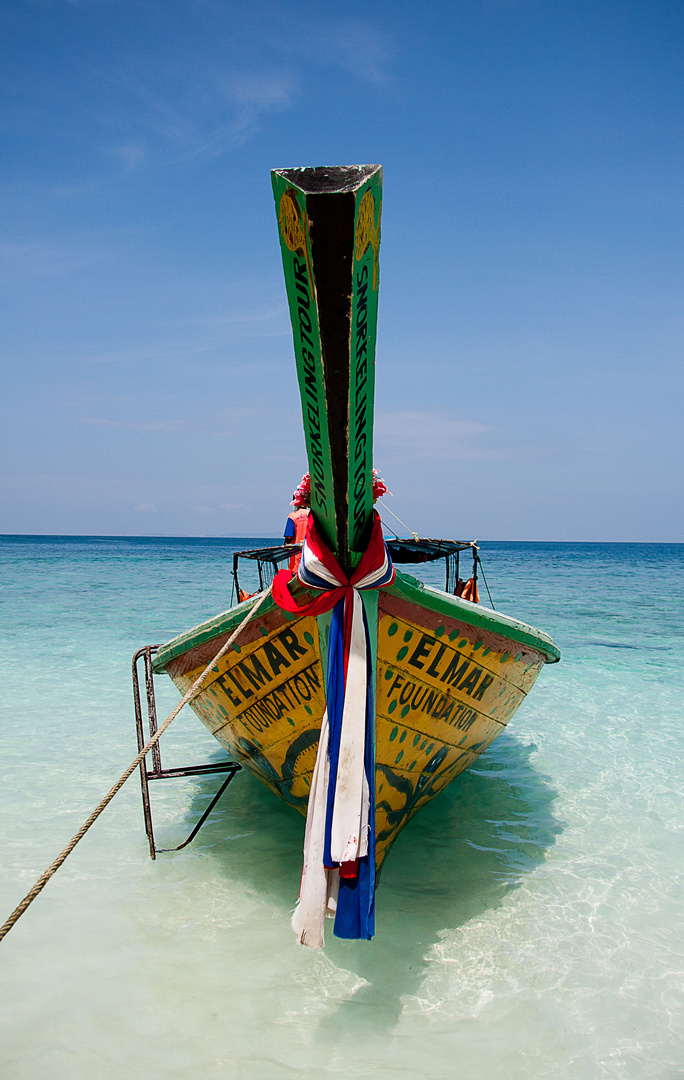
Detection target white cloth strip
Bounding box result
[291,709,333,949]
[356,550,392,589]
[299,543,342,588]
[299,537,392,593]
[330,589,370,865]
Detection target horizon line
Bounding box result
[1,533,682,545]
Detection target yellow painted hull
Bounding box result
[155,572,557,866]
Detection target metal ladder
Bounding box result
[132,645,241,859]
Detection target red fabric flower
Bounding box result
[291,472,311,509]
[372,469,390,502]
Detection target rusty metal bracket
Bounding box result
[132,645,241,859]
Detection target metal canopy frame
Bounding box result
[231,543,301,602]
[230,537,487,599]
[132,645,242,859]
[385,538,479,596]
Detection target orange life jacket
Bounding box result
[287,508,310,572]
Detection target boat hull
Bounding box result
[153,572,559,866]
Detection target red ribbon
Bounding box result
[272,512,388,617]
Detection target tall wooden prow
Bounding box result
[272,165,382,573]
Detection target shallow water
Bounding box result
[1,536,682,1079]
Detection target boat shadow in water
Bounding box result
[166,727,561,1033]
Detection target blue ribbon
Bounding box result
[322,597,376,941]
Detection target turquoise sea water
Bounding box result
[0,536,682,1079]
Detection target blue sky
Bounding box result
[1,0,683,540]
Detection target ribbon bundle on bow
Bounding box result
[272,512,395,948]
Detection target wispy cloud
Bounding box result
[226,73,294,142]
[375,410,498,463]
[65,0,116,7]
[0,240,104,280]
[84,311,289,367]
[316,19,393,84]
[58,391,137,409]
[274,16,393,85]
[108,141,146,174]
[85,417,186,432]
[4,6,393,186]
[190,303,287,328]
[96,57,295,164]
[88,15,388,166]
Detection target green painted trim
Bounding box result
[152,571,560,676]
[361,589,379,674]
[389,570,561,664]
[361,590,380,760]
[151,592,279,673]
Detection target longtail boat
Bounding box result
[151,165,560,946]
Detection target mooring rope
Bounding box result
[380,503,419,541]
[0,586,273,945]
